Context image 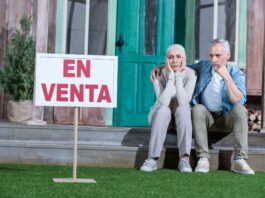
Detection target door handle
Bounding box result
[115,33,124,52]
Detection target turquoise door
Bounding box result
[114,0,184,126]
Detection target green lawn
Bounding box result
[0,164,264,198]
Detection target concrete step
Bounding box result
[0,122,179,147]
[213,132,265,150]
[0,122,264,172]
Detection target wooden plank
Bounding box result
[44,0,57,123]
[79,108,105,125]
[246,0,265,96]
[5,0,33,39]
[0,0,6,68]
[0,0,7,119]
[33,0,57,124]
[30,0,49,123]
[54,107,75,124]
[32,0,37,40]
[48,0,56,53]
[262,8,265,131]
[0,0,34,120]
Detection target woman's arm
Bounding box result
[155,68,175,106]
[174,69,197,105]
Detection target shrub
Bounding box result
[0,15,35,101]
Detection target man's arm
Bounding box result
[218,65,243,104]
[150,65,165,82]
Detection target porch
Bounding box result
[0,122,264,172]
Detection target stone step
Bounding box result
[213,132,265,150]
[0,122,265,172]
[0,122,178,147]
[0,139,264,171]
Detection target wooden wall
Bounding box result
[246,0,265,96]
[0,0,104,125]
[0,0,57,120]
[1,0,264,124]
[0,0,6,119]
[0,0,34,119]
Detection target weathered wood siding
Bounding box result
[246,0,265,96]
[0,0,104,125]
[0,0,34,119]
[0,0,6,119]
[0,0,56,120]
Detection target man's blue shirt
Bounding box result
[188,60,246,113]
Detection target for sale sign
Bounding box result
[34,53,118,108]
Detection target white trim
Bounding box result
[84,0,90,55]
[62,0,68,53]
[234,0,240,64]
[213,0,218,39]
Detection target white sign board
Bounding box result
[34,53,118,107]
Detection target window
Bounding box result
[195,0,239,63]
[66,0,108,55]
[144,0,157,55]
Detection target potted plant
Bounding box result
[0,15,35,122]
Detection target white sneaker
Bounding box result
[178,159,192,173]
[195,157,209,173]
[232,159,255,175]
[140,159,157,172]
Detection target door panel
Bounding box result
[114,0,176,126]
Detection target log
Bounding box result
[249,113,257,121]
[258,114,262,121]
[252,123,259,130]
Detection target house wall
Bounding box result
[246,0,265,96]
[1,0,264,125]
[0,0,35,119]
[0,0,56,120]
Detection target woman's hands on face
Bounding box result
[166,59,174,72]
[179,57,186,72]
[167,57,186,72]
[166,59,174,80]
[149,52,186,82]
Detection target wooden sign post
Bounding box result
[53,107,96,183]
[34,53,118,183]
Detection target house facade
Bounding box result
[0,0,264,127]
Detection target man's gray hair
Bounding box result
[166,44,186,57]
[210,38,230,54]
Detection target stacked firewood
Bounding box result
[247,106,262,131]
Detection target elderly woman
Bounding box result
[140,44,197,172]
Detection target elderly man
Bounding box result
[140,44,197,172]
[150,39,254,174]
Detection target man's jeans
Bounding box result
[192,104,248,160]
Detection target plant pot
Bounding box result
[7,100,32,123]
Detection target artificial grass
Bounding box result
[0,164,264,198]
